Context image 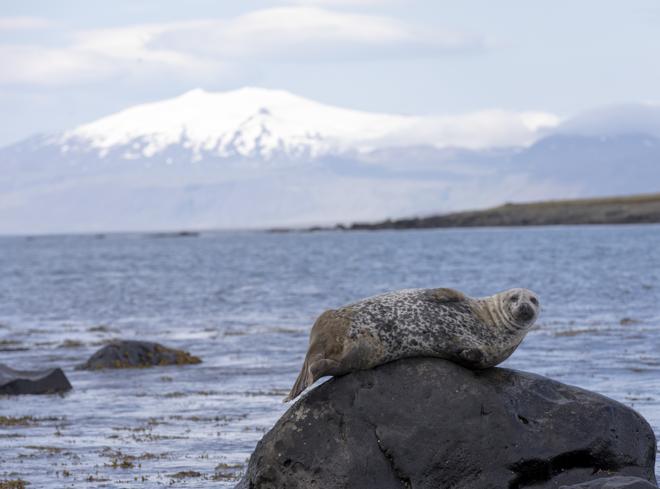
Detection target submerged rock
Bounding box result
[237,358,657,489]
[0,363,72,395]
[560,476,658,488]
[78,340,201,370]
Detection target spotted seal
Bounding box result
[285,287,539,401]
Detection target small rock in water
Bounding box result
[77,340,201,370]
[560,476,659,488]
[170,471,202,479]
[0,363,72,395]
[237,358,657,489]
[0,480,28,489]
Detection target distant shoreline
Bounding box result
[273,193,660,232]
[3,193,660,238]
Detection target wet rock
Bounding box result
[0,363,72,395]
[560,476,658,488]
[78,340,201,370]
[236,358,657,489]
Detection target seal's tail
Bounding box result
[283,354,314,402]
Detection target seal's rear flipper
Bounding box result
[284,355,314,402]
[283,357,339,402]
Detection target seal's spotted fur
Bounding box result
[285,287,539,401]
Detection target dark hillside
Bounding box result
[345,193,660,230]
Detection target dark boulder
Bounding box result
[78,340,201,370]
[237,358,657,489]
[560,476,658,488]
[0,363,72,395]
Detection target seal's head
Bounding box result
[498,288,540,329]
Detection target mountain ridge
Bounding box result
[1,87,658,235]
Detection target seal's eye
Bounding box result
[530,297,538,306]
[509,295,519,302]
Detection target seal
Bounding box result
[284,287,539,401]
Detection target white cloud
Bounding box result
[372,110,560,150]
[0,16,52,30]
[0,24,221,85]
[153,7,482,60]
[0,45,113,84]
[73,24,215,74]
[0,6,483,86]
[291,0,398,6]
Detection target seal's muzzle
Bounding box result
[516,303,535,322]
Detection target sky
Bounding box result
[1,0,660,146]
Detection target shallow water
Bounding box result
[0,225,659,487]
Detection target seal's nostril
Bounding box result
[518,303,534,320]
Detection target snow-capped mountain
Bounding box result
[58,87,418,162]
[1,88,658,234]
[50,87,557,163]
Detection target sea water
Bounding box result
[0,225,659,487]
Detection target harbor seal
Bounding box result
[285,287,539,401]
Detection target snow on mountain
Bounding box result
[0,87,657,235]
[58,87,412,160]
[53,87,558,162]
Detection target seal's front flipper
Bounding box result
[457,348,486,368]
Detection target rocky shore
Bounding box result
[237,358,658,489]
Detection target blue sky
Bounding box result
[1,0,659,146]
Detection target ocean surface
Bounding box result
[0,225,659,487]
